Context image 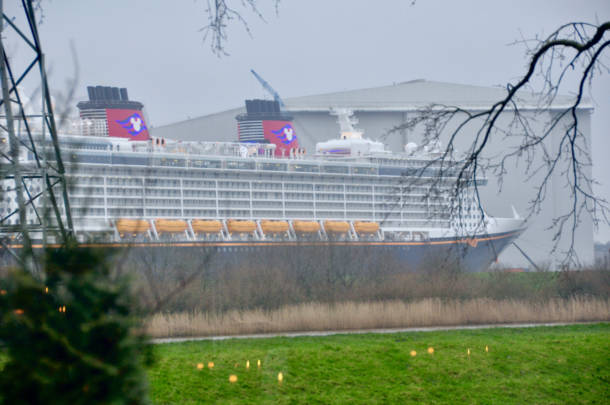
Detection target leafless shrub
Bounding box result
[556,268,610,298]
[122,242,610,314]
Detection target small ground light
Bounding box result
[278,372,283,383]
[410,350,417,357]
[0,290,6,295]
[45,286,48,293]
[467,348,471,357]
[229,374,238,383]
[428,347,434,354]
[208,362,214,369]
[257,359,261,368]
[246,360,250,369]
[13,309,24,315]
[196,363,204,370]
[485,346,489,353]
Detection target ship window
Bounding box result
[112,155,148,166]
[163,158,185,167]
[226,160,255,170]
[199,160,221,169]
[379,167,405,176]
[352,166,377,175]
[74,154,111,164]
[260,162,287,171]
[322,165,349,174]
[290,164,319,173]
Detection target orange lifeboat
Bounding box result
[227,219,256,234]
[261,220,289,233]
[293,220,320,233]
[116,219,150,234]
[155,219,188,234]
[324,221,350,233]
[192,219,222,233]
[354,221,379,234]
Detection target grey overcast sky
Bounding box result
[5,0,610,241]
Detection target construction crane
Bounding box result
[248,69,320,145]
[250,69,285,108]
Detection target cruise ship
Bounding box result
[1,86,524,272]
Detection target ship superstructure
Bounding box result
[0,88,524,272]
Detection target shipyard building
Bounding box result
[152,80,594,268]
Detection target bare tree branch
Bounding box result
[199,0,280,56]
[386,22,610,266]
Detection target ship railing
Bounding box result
[115,233,153,243]
[380,229,431,242]
[155,232,191,242]
[351,231,382,242]
[196,233,224,241]
[163,141,277,159]
[225,232,259,241]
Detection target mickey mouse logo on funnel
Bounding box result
[263,120,299,156]
[106,109,150,141]
[271,123,296,145]
[116,113,147,136]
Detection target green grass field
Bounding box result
[148,324,610,404]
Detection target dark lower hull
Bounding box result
[4,230,520,273]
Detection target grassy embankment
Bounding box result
[148,323,610,404]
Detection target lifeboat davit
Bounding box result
[324,221,350,233]
[293,220,320,233]
[261,220,289,233]
[354,221,379,234]
[192,219,222,233]
[155,219,188,234]
[227,219,256,233]
[116,219,150,234]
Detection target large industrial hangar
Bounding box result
[152,79,594,268]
